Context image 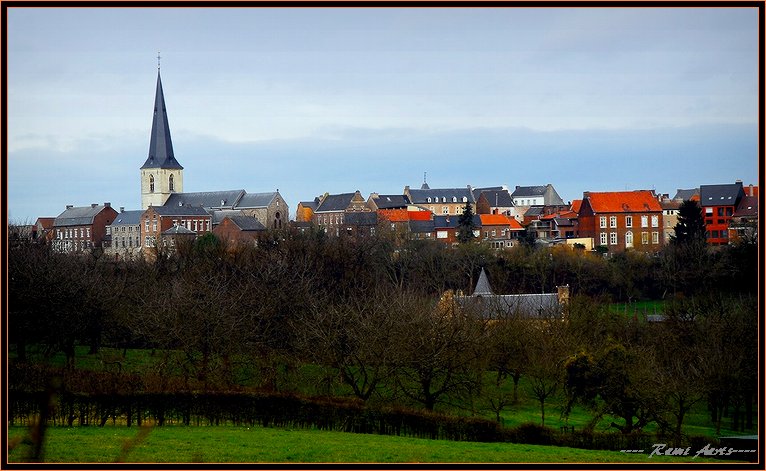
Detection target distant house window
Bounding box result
[641,216,648,227]
[149,175,155,193]
[610,216,617,228]
[705,207,713,215]
[427,197,432,203]
[600,232,607,245]
[652,231,659,244]
[609,232,617,245]
[642,232,649,245]
[437,230,448,239]
[491,229,496,237]
[651,215,658,227]
[599,216,607,228]
[145,220,149,232]
[625,216,632,228]
[442,206,449,214]
[452,197,457,203]
[462,196,468,203]
[442,197,447,203]
[86,228,90,238]
[169,175,175,192]
[626,231,633,248]
[152,221,157,232]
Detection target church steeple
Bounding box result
[141,70,182,170]
[473,267,494,296]
[141,65,184,210]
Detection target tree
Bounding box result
[456,202,477,244]
[672,200,706,245]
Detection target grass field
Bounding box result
[7,425,727,464]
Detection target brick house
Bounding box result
[699,182,746,246]
[729,193,758,244]
[141,205,211,252]
[52,203,118,253]
[314,191,369,237]
[433,214,482,245]
[473,187,515,216]
[577,190,664,253]
[164,189,288,231]
[212,215,266,246]
[33,217,56,242]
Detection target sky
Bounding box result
[6,6,760,222]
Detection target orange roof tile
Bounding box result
[585,191,662,213]
[570,200,582,213]
[408,211,433,221]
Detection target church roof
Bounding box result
[164,190,246,209]
[141,71,183,170]
[237,192,278,208]
[226,216,267,231]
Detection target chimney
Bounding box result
[749,184,754,196]
[91,203,98,208]
[104,202,111,208]
[583,191,590,198]
[120,207,125,213]
[66,205,73,209]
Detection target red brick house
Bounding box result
[52,203,118,253]
[141,205,211,252]
[578,190,664,253]
[699,182,746,246]
[213,215,267,246]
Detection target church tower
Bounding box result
[140,64,183,209]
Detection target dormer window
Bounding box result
[427,197,432,203]
[462,197,467,203]
[452,197,457,203]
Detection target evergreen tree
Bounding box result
[456,202,477,243]
[672,200,706,244]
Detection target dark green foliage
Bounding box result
[672,200,706,244]
[456,202,476,243]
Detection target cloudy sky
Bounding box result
[7,6,759,221]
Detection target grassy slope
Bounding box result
[7,426,725,464]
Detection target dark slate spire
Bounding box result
[473,267,494,296]
[141,71,182,170]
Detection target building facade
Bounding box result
[52,203,118,253]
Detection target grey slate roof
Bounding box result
[141,72,183,170]
[433,215,482,228]
[512,184,565,206]
[475,189,514,207]
[299,200,319,210]
[344,212,378,225]
[238,192,277,208]
[151,205,211,217]
[473,268,494,296]
[227,216,267,231]
[673,188,700,201]
[409,220,435,233]
[110,210,144,226]
[315,193,356,212]
[164,190,246,209]
[699,183,744,207]
[524,206,545,217]
[512,185,548,197]
[733,195,758,217]
[408,188,475,205]
[371,194,411,209]
[54,205,113,227]
[209,209,245,225]
[163,225,196,235]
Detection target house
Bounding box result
[161,224,198,250]
[51,203,118,253]
[473,187,515,216]
[409,219,436,241]
[699,181,746,246]
[404,185,476,216]
[659,196,681,244]
[511,184,566,207]
[141,205,211,252]
[539,211,579,239]
[451,268,569,320]
[433,214,482,245]
[33,217,56,242]
[213,215,267,245]
[577,190,664,253]
[313,190,369,236]
[478,214,524,250]
[672,188,700,202]
[104,209,144,260]
[342,212,379,238]
[729,193,758,244]
[296,197,322,223]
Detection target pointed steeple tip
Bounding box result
[473,267,494,296]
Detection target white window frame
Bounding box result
[641,215,648,228]
[626,231,633,248]
[610,232,617,245]
[651,215,659,227]
[625,216,632,228]
[610,216,617,228]
[599,216,607,229]
[600,232,608,245]
[652,231,659,244]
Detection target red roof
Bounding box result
[570,200,582,213]
[479,214,524,230]
[407,211,433,221]
[585,191,662,213]
[35,217,56,229]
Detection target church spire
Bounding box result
[140,69,182,170]
[473,267,494,296]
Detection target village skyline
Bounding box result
[7,6,759,223]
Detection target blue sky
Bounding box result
[7,7,760,222]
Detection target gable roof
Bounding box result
[512,185,548,197]
[298,200,320,210]
[479,214,515,226]
[733,195,758,217]
[315,193,357,212]
[110,210,144,226]
[227,216,267,231]
[570,200,583,213]
[512,184,566,206]
[583,191,662,213]
[473,268,494,296]
[699,183,745,207]
[209,209,245,225]
[164,190,246,209]
[141,72,183,170]
[237,192,278,208]
[673,188,700,201]
[150,205,211,217]
[35,217,56,230]
[344,212,378,225]
[54,205,115,227]
[408,211,433,221]
[476,189,514,207]
[370,194,411,209]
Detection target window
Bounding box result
[652,232,659,244]
[169,174,175,192]
[725,207,733,217]
[145,219,150,232]
[437,230,448,239]
[149,175,155,193]
[194,220,198,232]
[721,229,728,238]
[625,216,632,228]
[600,216,607,228]
[610,216,617,228]
[610,232,617,245]
[484,231,489,238]
[462,196,468,203]
[491,229,496,237]
[641,216,648,227]
[152,221,157,232]
[452,197,457,203]
[717,207,724,217]
[600,232,607,245]
[427,197,432,203]
[442,206,449,214]
[651,215,658,227]
[705,207,713,215]
[642,232,649,245]
[626,231,633,247]
[442,197,447,203]
[86,228,90,238]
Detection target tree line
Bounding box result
[7,222,758,444]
